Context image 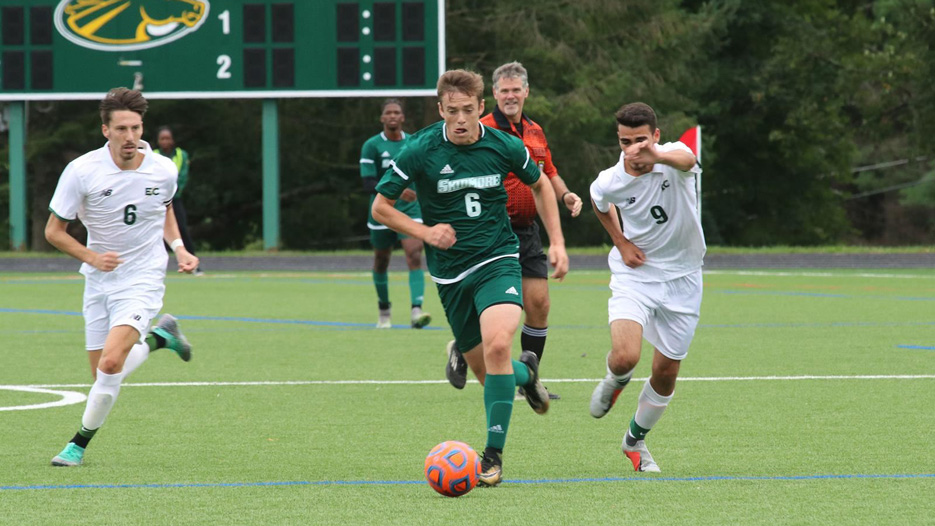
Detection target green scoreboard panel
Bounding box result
[0,0,444,100]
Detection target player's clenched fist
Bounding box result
[91,251,123,272]
[424,224,456,250]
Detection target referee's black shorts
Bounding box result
[512,222,549,279]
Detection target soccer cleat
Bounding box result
[152,314,192,362]
[477,449,503,487]
[517,386,560,400]
[622,438,661,473]
[518,351,549,415]
[410,307,432,329]
[51,443,85,467]
[589,372,630,418]
[376,308,392,329]
[445,340,468,390]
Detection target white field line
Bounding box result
[9,374,935,389]
[704,270,935,279]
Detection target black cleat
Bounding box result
[445,340,468,389]
[478,448,503,487]
[519,351,549,414]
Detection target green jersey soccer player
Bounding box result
[360,99,430,329]
[372,69,569,487]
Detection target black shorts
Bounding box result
[512,223,549,279]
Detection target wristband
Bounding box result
[561,191,572,202]
[169,239,184,252]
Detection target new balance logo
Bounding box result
[488,424,504,434]
[440,164,454,174]
[505,286,519,296]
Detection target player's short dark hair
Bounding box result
[381,98,404,112]
[437,69,484,104]
[100,87,148,125]
[615,102,657,132]
[157,125,173,137]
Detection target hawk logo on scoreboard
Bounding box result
[54,0,210,52]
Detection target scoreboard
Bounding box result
[0,0,444,100]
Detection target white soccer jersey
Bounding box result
[590,141,705,282]
[49,140,178,282]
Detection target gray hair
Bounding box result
[491,61,528,91]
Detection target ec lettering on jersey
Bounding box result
[437,175,502,194]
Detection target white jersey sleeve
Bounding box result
[49,162,86,221]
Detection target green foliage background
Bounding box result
[2,0,934,250]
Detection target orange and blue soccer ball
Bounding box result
[424,441,481,497]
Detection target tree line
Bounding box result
[2,0,933,251]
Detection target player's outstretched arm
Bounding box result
[45,213,122,271]
[590,200,645,268]
[164,204,199,273]
[627,142,696,172]
[531,177,568,280]
[372,194,455,249]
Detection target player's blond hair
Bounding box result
[436,70,484,104]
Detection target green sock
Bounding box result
[484,374,515,451]
[629,418,651,442]
[372,271,390,305]
[512,359,530,387]
[408,270,425,307]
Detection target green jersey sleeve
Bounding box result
[360,139,378,178]
[375,143,420,200]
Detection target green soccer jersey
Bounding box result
[375,121,541,282]
[360,131,420,228]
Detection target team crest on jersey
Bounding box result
[54,0,210,52]
[661,179,670,191]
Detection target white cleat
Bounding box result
[376,308,392,329]
[622,439,661,473]
[589,372,630,418]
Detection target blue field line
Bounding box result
[897,344,935,350]
[3,472,933,492]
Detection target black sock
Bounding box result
[521,325,548,361]
[70,426,97,449]
[378,301,391,311]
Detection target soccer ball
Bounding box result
[424,441,480,497]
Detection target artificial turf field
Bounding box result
[1,268,933,525]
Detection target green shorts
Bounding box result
[436,257,523,353]
[369,227,409,250]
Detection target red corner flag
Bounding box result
[678,125,701,164]
[678,125,703,218]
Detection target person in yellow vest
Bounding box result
[156,126,202,275]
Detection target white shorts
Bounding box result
[83,278,165,351]
[607,269,703,360]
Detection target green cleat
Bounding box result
[151,314,192,362]
[51,443,85,467]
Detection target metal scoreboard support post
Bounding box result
[0,0,444,251]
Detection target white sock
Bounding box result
[121,343,150,379]
[633,380,673,433]
[81,370,122,431]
